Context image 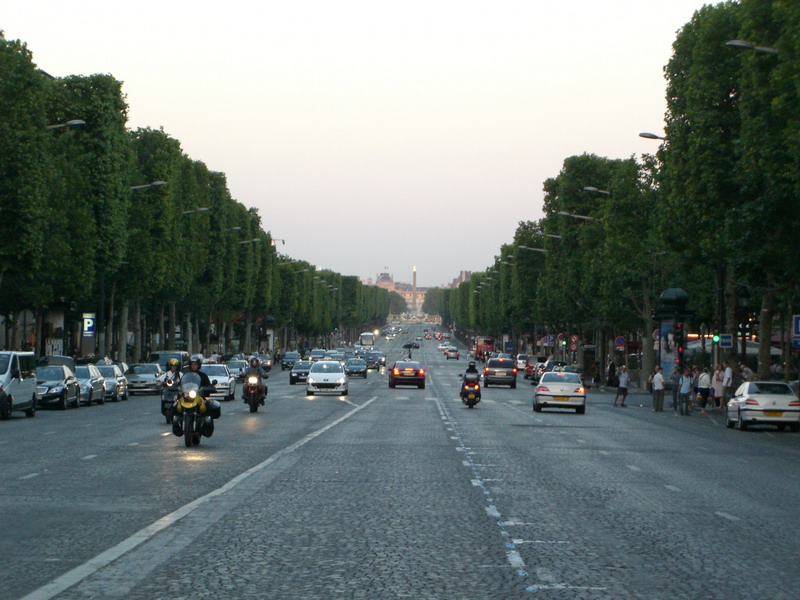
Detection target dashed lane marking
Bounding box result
[626,464,641,472]
[19,473,40,480]
[82,455,97,461]
[714,511,741,521]
[665,485,681,492]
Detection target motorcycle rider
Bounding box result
[161,358,182,394]
[173,355,219,436]
[242,356,267,405]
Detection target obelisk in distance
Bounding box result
[412,266,417,315]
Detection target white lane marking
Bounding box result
[499,520,537,526]
[82,455,97,461]
[665,485,681,492]
[626,464,641,472]
[43,431,56,436]
[127,443,139,446]
[507,550,526,569]
[509,400,523,405]
[512,539,568,545]
[161,432,171,437]
[576,439,586,444]
[20,473,40,480]
[462,461,471,466]
[19,396,379,600]
[485,506,501,518]
[598,450,610,456]
[715,511,741,521]
[471,479,483,486]
[483,479,503,482]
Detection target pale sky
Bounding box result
[4,1,713,287]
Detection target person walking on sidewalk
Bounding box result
[712,364,724,408]
[678,368,693,416]
[697,367,711,415]
[652,367,665,412]
[613,365,629,407]
[722,361,734,407]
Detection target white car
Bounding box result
[533,371,586,414]
[437,343,450,351]
[726,381,800,432]
[307,361,348,396]
[200,364,236,402]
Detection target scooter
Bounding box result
[172,372,219,447]
[243,371,268,413]
[161,379,178,424]
[460,373,481,408]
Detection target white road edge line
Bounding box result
[19,395,379,600]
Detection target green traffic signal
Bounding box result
[712,333,720,343]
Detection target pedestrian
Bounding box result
[613,365,629,407]
[697,366,711,415]
[669,367,681,411]
[606,360,617,388]
[678,368,693,416]
[722,361,734,407]
[740,363,755,382]
[711,364,724,408]
[652,367,665,412]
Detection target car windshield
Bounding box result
[97,366,117,377]
[202,366,228,377]
[365,353,379,360]
[36,366,63,380]
[284,352,300,359]
[310,362,343,373]
[0,354,9,373]
[227,361,246,369]
[541,372,581,384]
[293,361,313,370]
[75,366,90,377]
[750,383,793,395]
[347,359,366,366]
[128,364,159,374]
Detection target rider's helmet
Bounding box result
[468,361,476,368]
[167,358,180,370]
[189,355,201,370]
[249,357,260,368]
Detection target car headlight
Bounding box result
[337,378,346,384]
[49,385,64,394]
[307,377,316,384]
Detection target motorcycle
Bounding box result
[161,379,178,424]
[172,372,219,447]
[460,373,481,408]
[243,371,268,413]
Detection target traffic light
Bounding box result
[712,330,720,344]
[674,321,685,354]
[561,339,567,347]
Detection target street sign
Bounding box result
[719,334,733,348]
[82,313,96,338]
[569,342,578,351]
[615,336,626,347]
[570,334,579,343]
[793,337,800,350]
[556,333,565,343]
[793,315,800,337]
[652,328,659,340]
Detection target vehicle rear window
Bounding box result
[487,359,513,367]
[749,383,792,395]
[540,372,581,384]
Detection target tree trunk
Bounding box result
[168,302,176,350]
[156,304,164,353]
[757,288,774,379]
[194,317,201,356]
[118,300,129,363]
[724,275,738,363]
[244,311,253,352]
[133,299,142,363]
[106,285,116,359]
[185,312,192,355]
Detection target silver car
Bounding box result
[200,364,236,402]
[306,361,348,396]
[125,363,164,395]
[533,371,586,414]
[74,364,106,405]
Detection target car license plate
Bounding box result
[496,371,506,376]
[765,411,783,417]
[555,396,569,401]
[403,372,415,376]
[468,394,475,400]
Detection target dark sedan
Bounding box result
[344,358,368,378]
[35,365,81,409]
[281,351,301,370]
[290,360,313,385]
[388,361,426,389]
[364,353,381,370]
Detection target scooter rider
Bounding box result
[161,358,182,395]
[243,357,267,405]
[465,360,480,376]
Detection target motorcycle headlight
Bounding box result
[247,376,259,384]
[188,390,197,399]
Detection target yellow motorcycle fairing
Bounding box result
[176,393,206,413]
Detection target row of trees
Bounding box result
[424,0,800,383]
[0,35,399,359]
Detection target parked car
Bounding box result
[388,361,426,389]
[35,364,81,409]
[200,364,236,402]
[125,363,164,395]
[290,360,313,385]
[483,358,518,388]
[445,348,460,360]
[96,364,129,402]
[306,361,348,396]
[533,371,586,414]
[281,351,301,370]
[0,351,38,418]
[726,381,800,432]
[75,364,106,405]
[344,358,368,378]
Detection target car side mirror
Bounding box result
[212,379,218,385]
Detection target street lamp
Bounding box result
[726,39,778,55]
[46,119,86,130]
[239,238,261,245]
[222,227,242,233]
[639,132,666,140]
[182,207,210,215]
[557,211,597,222]
[271,239,286,246]
[583,186,610,196]
[518,245,547,253]
[540,233,562,239]
[130,181,167,191]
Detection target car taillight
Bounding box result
[393,369,400,375]
[512,368,517,374]
[484,368,490,374]
[537,386,549,392]
[790,400,800,407]
[745,398,760,406]
[419,369,425,375]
